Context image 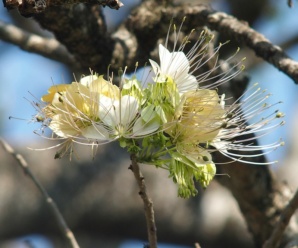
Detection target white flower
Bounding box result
[149,44,198,93]
[166,89,225,143]
[38,74,162,157]
[149,24,245,95]
[162,82,284,165]
[82,95,159,140]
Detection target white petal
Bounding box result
[120,95,139,125]
[98,95,138,134]
[81,125,110,140]
[176,74,198,92]
[159,44,189,81]
[159,44,172,72]
[133,118,160,136]
[149,59,161,75]
[98,95,119,126]
[80,75,98,87]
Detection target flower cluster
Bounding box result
[35,26,284,198]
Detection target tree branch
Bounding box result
[215,159,294,248]
[180,5,298,84]
[0,138,80,248]
[4,3,298,84]
[125,3,298,83]
[213,73,298,248]
[3,0,123,17]
[263,189,298,248]
[34,4,113,73]
[129,154,157,248]
[0,20,78,68]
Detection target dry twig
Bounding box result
[0,138,80,248]
[129,154,157,248]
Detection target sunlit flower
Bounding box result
[135,20,284,198]
[149,44,198,93]
[149,21,244,94]
[38,74,161,157]
[165,83,285,166]
[42,75,120,140]
[166,89,225,144]
[150,89,224,197]
[31,19,285,198]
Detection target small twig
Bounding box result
[0,20,78,68]
[0,138,80,248]
[129,154,157,248]
[263,189,298,248]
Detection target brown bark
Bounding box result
[3,0,123,17]
[3,2,298,83]
[216,159,297,248]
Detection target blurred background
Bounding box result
[0,0,298,247]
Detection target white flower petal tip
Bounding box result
[80,74,99,86]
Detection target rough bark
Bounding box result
[3,0,123,17]
[3,2,296,82]
[216,158,297,248]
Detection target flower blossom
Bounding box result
[137,23,285,197]
[149,44,198,93]
[33,21,285,198]
[38,74,161,157]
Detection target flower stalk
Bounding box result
[130,153,157,248]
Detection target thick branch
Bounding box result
[215,159,292,248]
[5,3,298,83]
[0,20,78,68]
[3,0,123,17]
[182,6,298,84]
[126,3,298,83]
[213,75,298,248]
[263,189,298,248]
[34,4,113,73]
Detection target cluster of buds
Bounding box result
[35,24,285,198]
